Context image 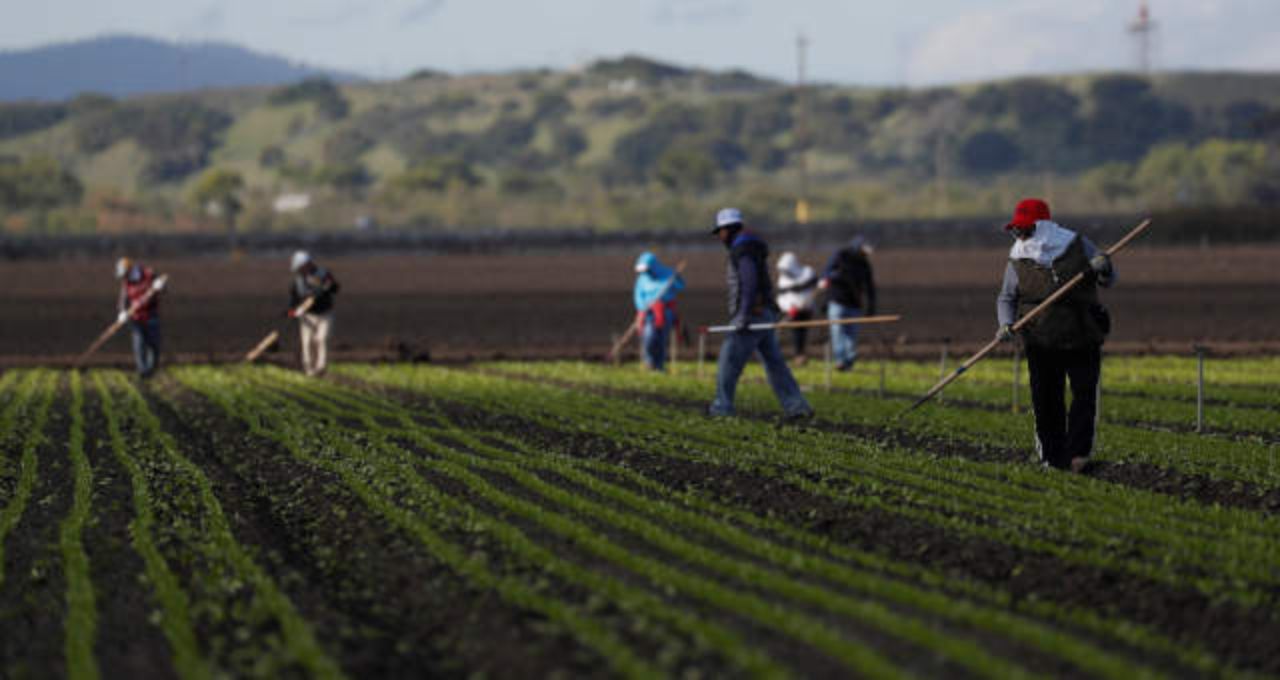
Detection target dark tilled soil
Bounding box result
[364,377,1280,675]
[0,381,71,680]
[144,378,609,679]
[4,247,1280,367]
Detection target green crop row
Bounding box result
[344,364,1280,611]
[175,366,677,679]
[279,367,1229,678]
[496,360,1280,487]
[59,372,99,680]
[0,370,56,589]
[92,372,342,680]
[781,361,1280,435]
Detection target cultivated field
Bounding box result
[2,243,1279,367]
[1,358,1278,677]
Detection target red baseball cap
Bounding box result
[1005,198,1050,231]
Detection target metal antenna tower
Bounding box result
[1128,1,1157,74]
[795,32,810,225]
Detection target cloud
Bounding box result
[291,3,368,28]
[904,0,1122,85]
[653,0,748,26]
[177,4,227,38]
[401,0,446,24]
[905,0,1280,85]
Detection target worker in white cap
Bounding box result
[708,208,813,420]
[287,250,340,376]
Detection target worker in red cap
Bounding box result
[996,198,1115,473]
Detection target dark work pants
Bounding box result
[789,309,814,356]
[129,318,161,378]
[1025,344,1101,469]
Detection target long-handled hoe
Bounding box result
[899,217,1153,417]
[607,260,687,362]
[702,314,901,334]
[243,296,314,363]
[74,274,169,367]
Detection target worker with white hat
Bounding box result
[708,208,813,420]
[287,250,340,376]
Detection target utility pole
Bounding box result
[794,32,811,225]
[1128,1,1157,74]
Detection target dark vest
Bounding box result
[1012,236,1105,349]
[726,233,776,318]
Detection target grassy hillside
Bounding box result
[2,58,1279,233]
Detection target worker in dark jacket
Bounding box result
[708,208,813,420]
[819,236,876,371]
[996,198,1115,473]
[288,250,340,376]
[114,257,166,378]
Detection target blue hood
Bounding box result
[633,251,684,310]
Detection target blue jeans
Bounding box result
[129,318,161,377]
[827,302,862,368]
[710,312,812,417]
[641,314,672,371]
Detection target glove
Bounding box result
[1089,254,1111,274]
[287,308,299,319]
[786,308,799,320]
[151,278,166,292]
[997,324,1014,343]
[817,278,830,290]
[732,317,750,334]
[117,311,129,324]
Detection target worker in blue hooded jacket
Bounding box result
[633,251,686,371]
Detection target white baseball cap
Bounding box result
[290,250,312,273]
[713,207,743,233]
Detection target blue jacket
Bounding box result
[633,252,685,311]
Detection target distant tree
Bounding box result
[532,91,573,120]
[1222,101,1270,139]
[0,102,67,141]
[1080,162,1137,202]
[498,170,564,198]
[588,55,690,83]
[1084,76,1193,164]
[0,156,83,210]
[957,130,1022,175]
[192,167,244,247]
[655,147,717,191]
[268,78,350,120]
[259,145,287,168]
[391,157,481,192]
[315,163,372,197]
[551,125,588,162]
[324,128,375,164]
[587,96,646,118]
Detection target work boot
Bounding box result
[782,409,815,425]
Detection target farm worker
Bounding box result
[114,257,166,378]
[633,251,686,371]
[996,198,1115,473]
[707,208,813,420]
[818,235,877,372]
[288,250,341,377]
[775,251,819,364]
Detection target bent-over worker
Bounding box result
[633,251,685,371]
[819,236,876,371]
[707,208,813,420]
[775,251,819,363]
[996,198,1116,473]
[288,250,340,377]
[115,257,166,378]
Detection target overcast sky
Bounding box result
[4,0,1279,85]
